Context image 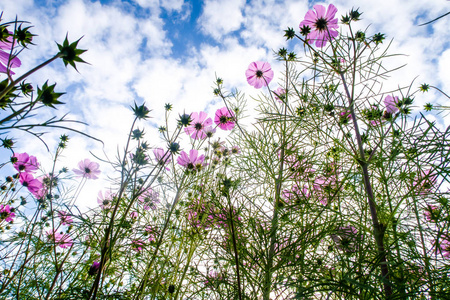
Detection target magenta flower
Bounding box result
[73,159,101,180]
[97,190,114,209]
[153,148,171,171]
[245,61,274,89]
[184,111,213,140]
[131,239,145,252]
[414,169,437,195]
[214,107,235,130]
[177,149,205,171]
[384,95,400,114]
[0,35,21,74]
[299,4,339,47]
[12,152,39,173]
[231,145,241,154]
[273,87,286,103]
[313,175,338,205]
[138,188,160,210]
[88,261,101,276]
[58,211,74,225]
[330,225,359,252]
[435,238,450,258]
[283,184,309,204]
[424,204,439,222]
[339,110,352,125]
[0,204,16,223]
[19,173,44,197]
[47,230,73,249]
[130,211,138,219]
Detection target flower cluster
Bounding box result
[12,152,45,199]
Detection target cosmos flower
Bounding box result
[184,111,213,140]
[97,190,114,209]
[153,148,171,171]
[88,261,101,276]
[0,204,16,223]
[283,184,309,204]
[339,110,352,125]
[204,126,216,138]
[435,237,450,258]
[384,95,400,114]
[73,159,101,180]
[414,169,437,195]
[47,230,73,249]
[12,152,40,173]
[0,35,21,74]
[19,173,44,197]
[273,87,286,103]
[245,61,274,89]
[131,239,145,252]
[424,204,439,222]
[58,211,74,225]
[299,4,339,47]
[138,188,160,210]
[214,107,235,130]
[231,145,241,154]
[330,225,359,252]
[177,149,205,171]
[313,175,338,205]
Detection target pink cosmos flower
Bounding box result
[138,188,160,210]
[273,87,286,103]
[131,239,145,252]
[245,61,274,89]
[88,261,101,276]
[283,184,309,204]
[384,95,400,114]
[19,173,44,197]
[58,211,74,225]
[0,204,16,223]
[435,238,450,258]
[299,4,339,47]
[12,152,39,173]
[339,110,352,124]
[204,126,216,138]
[313,175,338,205]
[153,148,171,171]
[214,107,235,130]
[330,225,359,252]
[73,159,101,180]
[177,149,205,171]
[130,211,138,219]
[145,225,158,242]
[231,145,241,154]
[184,111,213,140]
[424,204,439,222]
[0,35,22,74]
[97,190,114,209]
[47,230,73,249]
[414,169,437,195]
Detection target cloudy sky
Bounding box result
[1,0,449,209]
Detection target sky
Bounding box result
[1,0,449,209]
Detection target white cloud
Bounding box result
[198,0,246,39]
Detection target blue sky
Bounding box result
[1,0,449,209]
